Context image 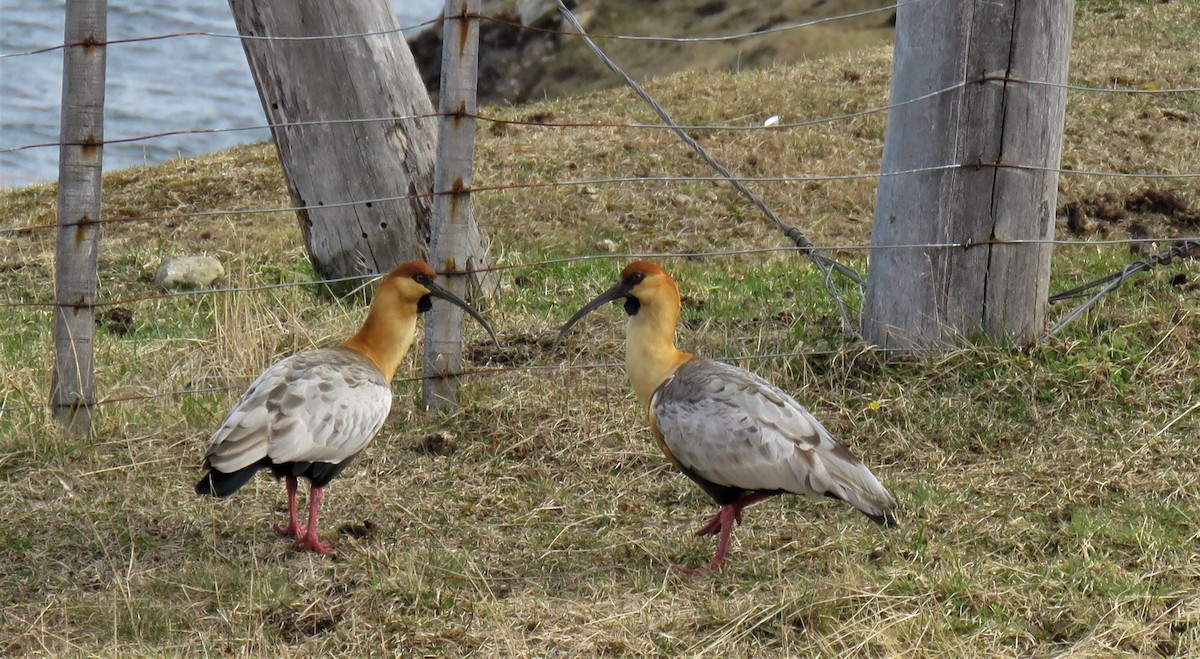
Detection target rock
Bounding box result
[1064,202,1094,235]
[1126,223,1157,258]
[155,255,225,290]
[518,0,559,27]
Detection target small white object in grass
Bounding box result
[763,115,781,127]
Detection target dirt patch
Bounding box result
[466,331,551,367]
[1060,187,1200,238]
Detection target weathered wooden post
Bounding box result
[422,0,483,412]
[51,0,107,434]
[227,0,492,295]
[864,0,1074,349]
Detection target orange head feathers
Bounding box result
[558,261,691,411]
[344,260,496,380]
[557,261,681,341]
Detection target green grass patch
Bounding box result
[1,1,1198,654]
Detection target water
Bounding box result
[0,0,442,188]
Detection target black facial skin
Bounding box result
[620,271,645,315]
[408,273,499,345]
[623,296,641,316]
[557,270,652,344]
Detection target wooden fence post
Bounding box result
[51,0,107,434]
[864,0,1074,349]
[422,0,482,412]
[228,0,493,296]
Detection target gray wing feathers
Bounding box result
[203,348,392,472]
[655,359,896,519]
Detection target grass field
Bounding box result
[1,1,1198,655]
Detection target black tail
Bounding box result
[865,510,899,528]
[823,491,899,528]
[195,463,265,498]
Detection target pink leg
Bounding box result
[693,492,774,536]
[294,486,331,554]
[681,492,777,574]
[680,504,738,575]
[273,476,306,539]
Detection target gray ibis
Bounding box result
[558,261,897,573]
[195,261,496,554]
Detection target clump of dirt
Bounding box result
[97,306,135,335]
[415,431,458,456]
[337,519,377,539]
[466,331,550,366]
[1060,187,1200,239]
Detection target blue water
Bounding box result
[0,0,442,188]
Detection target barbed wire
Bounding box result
[0,112,442,155]
[0,16,446,60]
[5,235,1198,312]
[0,2,907,61]
[1043,239,1200,340]
[6,0,1200,98]
[7,71,1198,155]
[4,0,1192,160]
[475,3,907,43]
[4,0,1199,421]
[7,161,1200,239]
[0,76,947,154]
[5,231,1198,412]
[0,345,881,414]
[0,272,378,310]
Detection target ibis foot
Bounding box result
[293,532,331,555]
[676,561,722,576]
[274,522,307,539]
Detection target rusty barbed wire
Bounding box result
[0,2,907,61]
[0,346,872,414]
[7,71,1198,157]
[5,236,1198,312]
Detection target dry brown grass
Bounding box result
[2,1,1199,656]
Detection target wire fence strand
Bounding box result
[8,160,1200,239]
[7,71,1198,155]
[4,0,1199,421]
[0,1,908,61]
[5,235,1197,312]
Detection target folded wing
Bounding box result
[653,358,896,524]
[202,347,393,473]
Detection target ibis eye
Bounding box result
[413,273,431,285]
[627,272,645,285]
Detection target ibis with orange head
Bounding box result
[558,261,897,574]
[195,261,496,554]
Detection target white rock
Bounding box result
[518,0,557,26]
[595,239,618,253]
[155,255,225,290]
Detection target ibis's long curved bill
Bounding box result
[424,280,499,346]
[556,280,631,344]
